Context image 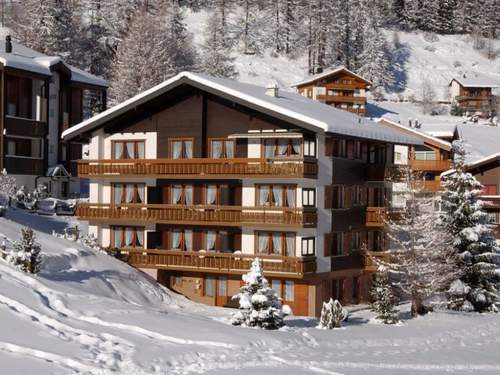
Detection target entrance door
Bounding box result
[216,276,228,306]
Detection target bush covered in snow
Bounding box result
[7,227,41,274]
[370,266,400,324]
[440,141,500,312]
[231,258,290,329]
[317,298,348,329]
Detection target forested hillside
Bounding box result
[4,0,499,105]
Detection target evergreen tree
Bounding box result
[231,258,291,329]
[7,227,42,274]
[317,298,348,329]
[440,141,500,312]
[370,266,399,324]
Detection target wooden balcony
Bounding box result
[127,249,317,278]
[363,251,390,272]
[409,159,451,172]
[366,207,384,227]
[4,116,48,137]
[316,94,366,103]
[77,203,317,228]
[415,178,442,192]
[77,158,318,179]
[480,195,500,209]
[331,252,365,271]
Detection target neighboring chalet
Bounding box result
[62,72,420,316]
[449,74,498,118]
[378,118,452,195]
[0,36,107,197]
[291,67,371,116]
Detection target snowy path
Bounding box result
[0,210,499,374]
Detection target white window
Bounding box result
[395,152,402,162]
[303,139,316,157]
[205,276,215,297]
[302,188,316,207]
[301,237,315,256]
[285,281,294,301]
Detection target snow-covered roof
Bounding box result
[290,66,372,88]
[0,38,107,87]
[46,164,71,178]
[450,74,499,88]
[377,118,451,151]
[62,72,421,145]
[455,124,500,164]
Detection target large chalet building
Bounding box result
[449,74,498,118]
[291,67,371,116]
[63,72,419,316]
[0,36,107,197]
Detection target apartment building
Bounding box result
[291,66,371,116]
[449,74,498,118]
[0,36,107,197]
[62,72,419,316]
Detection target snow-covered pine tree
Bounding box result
[370,265,399,324]
[231,258,290,329]
[317,298,348,329]
[383,165,460,316]
[237,0,271,55]
[0,169,17,199]
[200,11,238,78]
[440,141,500,312]
[7,227,42,274]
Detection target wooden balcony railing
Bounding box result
[415,178,442,192]
[479,195,500,209]
[366,207,385,227]
[409,159,451,172]
[77,203,317,227]
[77,158,318,179]
[127,249,317,278]
[363,251,390,272]
[4,116,48,137]
[316,95,366,103]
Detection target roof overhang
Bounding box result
[291,66,372,88]
[377,118,451,150]
[228,131,303,139]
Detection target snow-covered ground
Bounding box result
[0,209,499,374]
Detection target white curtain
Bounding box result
[207,185,216,205]
[184,230,193,251]
[114,184,123,204]
[171,231,181,249]
[114,142,123,159]
[286,234,295,256]
[285,281,294,301]
[126,142,134,159]
[272,280,281,298]
[278,139,288,156]
[205,276,214,297]
[265,140,275,158]
[114,228,122,248]
[292,139,301,155]
[136,230,144,247]
[185,186,193,205]
[184,141,193,159]
[126,184,135,203]
[258,233,269,253]
[272,186,283,207]
[211,141,222,159]
[125,227,134,246]
[172,141,182,159]
[259,185,269,206]
[172,186,182,204]
[272,233,282,255]
[206,231,216,250]
[286,188,296,207]
[225,141,234,158]
[137,185,145,203]
[136,142,145,159]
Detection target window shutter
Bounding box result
[343,232,351,255]
[324,233,332,257]
[345,186,352,208]
[324,185,333,209]
[325,138,334,156]
[362,142,368,162]
[347,141,354,159]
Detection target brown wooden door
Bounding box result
[215,276,228,306]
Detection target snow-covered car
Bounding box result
[0,193,9,217]
[37,198,57,215]
[56,201,76,216]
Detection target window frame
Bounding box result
[332,185,345,209]
[168,137,194,159]
[255,184,297,207]
[332,232,344,256]
[5,136,43,159]
[302,188,316,208]
[208,137,235,159]
[303,138,317,157]
[111,183,146,205]
[301,237,315,256]
[111,140,145,160]
[261,138,302,158]
[254,231,296,256]
[111,226,145,249]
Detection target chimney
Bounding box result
[266,82,279,97]
[5,35,12,53]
